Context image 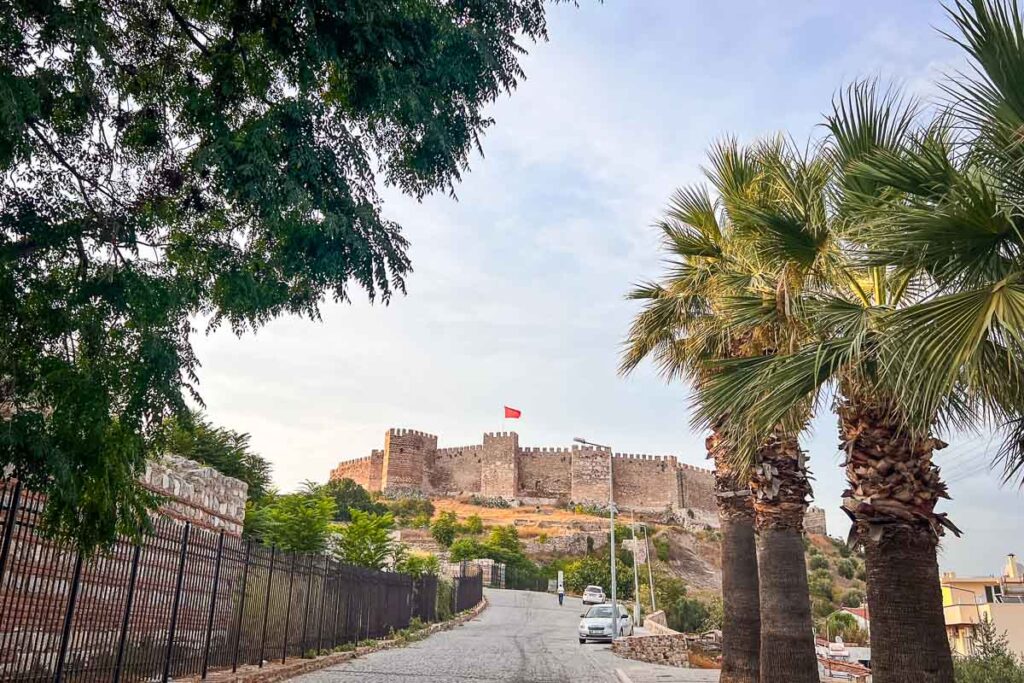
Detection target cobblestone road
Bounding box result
[292,589,720,683]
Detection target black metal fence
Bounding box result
[0,480,456,682]
[451,567,482,613]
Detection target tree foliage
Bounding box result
[334,509,396,571]
[257,490,337,553]
[430,511,458,547]
[0,0,559,549]
[311,477,386,522]
[161,411,272,501]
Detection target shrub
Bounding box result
[537,533,549,544]
[258,491,337,553]
[410,512,431,529]
[654,537,670,562]
[487,525,522,553]
[808,570,834,601]
[563,555,633,599]
[334,510,397,570]
[840,589,864,608]
[855,566,867,581]
[836,559,856,580]
[467,495,511,508]
[463,515,484,535]
[388,498,435,525]
[395,552,440,577]
[809,555,830,571]
[430,511,458,547]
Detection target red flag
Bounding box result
[504,406,522,419]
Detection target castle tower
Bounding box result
[480,432,519,499]
[381,428,437,494]
[570,443,613,505]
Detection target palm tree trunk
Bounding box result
[838,396,955,683]
[750,432,818,683]
[708,429,761,683]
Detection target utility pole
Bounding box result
[574,437,618,637]
[631,511,641,625]
[642,523,656,612]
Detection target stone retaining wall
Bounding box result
[611,633,690,667]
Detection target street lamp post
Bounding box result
[631,511,641,624]
[641,523,656,612]
[574,436,619,638]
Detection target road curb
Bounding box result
[614,668,634,683]
[191,598,489,683]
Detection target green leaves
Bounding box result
[1,0,556,549]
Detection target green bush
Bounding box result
[388,498,435,525]
[809,555,830,571]
[395,552,440,577]
[436,579,454,621]
[808,569,834,601]
[836,559,856,580]
[563,554,633,599]
[654,536,670,562]
[430,511,458,547]
[840,589,864,608]
[463,515,484,535]
[467,495,511,508]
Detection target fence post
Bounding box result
[162,523,191,683]
[317,555,328,653]
[0,480,22,587]
[53,552,84,682]
[200,530,225,679]
[282,554,294,664]
[231,540,252,673]
[300,556,312,654]
[257,544,275,667]
[112,544,142,683]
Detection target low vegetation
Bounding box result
[954,616,1024,683]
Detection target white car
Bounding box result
[581,585,606,605]
[578,603,634,643]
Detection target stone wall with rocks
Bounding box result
[611,634,690,668]
[678,464,716,513]
[381,429,436,494]
[569,445,613,505]
[479,432,519,498]
[429,445,484,495]
[612,454,680,511]
[329,455,374,491]
[517,448,572,499]
[142,453,249,535]
[804,506,827,535]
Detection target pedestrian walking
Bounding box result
[558,584,565,606]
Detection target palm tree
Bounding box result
[622,141,819,682]
[691,59,1022,680]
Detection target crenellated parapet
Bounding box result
[326,427,823,533]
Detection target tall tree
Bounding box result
[0,0,560,549]
[161,411,272,501]
[691,71,1023,680]
[621,149,780,681]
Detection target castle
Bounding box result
[330,428,827,534]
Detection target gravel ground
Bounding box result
[290,589,720,683]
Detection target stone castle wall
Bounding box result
[329,428,827,535]
[804,505,828,535]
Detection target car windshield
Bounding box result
[585,605,615,618]
[584,586,602,593]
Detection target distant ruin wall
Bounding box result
[382,429,436,493]
[570,446,613,505]
[429,445,483,495]
[677,463,716,513]
[327,428,825,535]
[330,455,374,491]
[612,454,679,511]
[804,506,828,535]
[518,448,572,499]
[480,432,519,498]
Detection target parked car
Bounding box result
[581,585,606,605]
[578,603,633,643]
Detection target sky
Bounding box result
[190,0,1023,577]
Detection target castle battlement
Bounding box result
[328,427,824,534]
[387,428,437,439]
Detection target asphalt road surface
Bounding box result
[292,589,720,683]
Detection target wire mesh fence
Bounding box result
[0,479,469,682]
